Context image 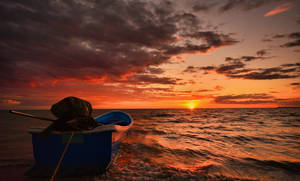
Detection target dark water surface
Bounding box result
[0,108,300,181]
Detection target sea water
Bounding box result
[0,108,299,181]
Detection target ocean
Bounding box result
[0,108,300,181]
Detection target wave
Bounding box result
[150,113,175,118]
[243,158,300,174]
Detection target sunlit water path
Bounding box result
[0,108,299,180]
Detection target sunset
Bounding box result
[0,1,300,180]
[0,0,299,109]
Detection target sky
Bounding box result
[0,0,300,109]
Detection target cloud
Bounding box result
[226,65,300,80]
[147,68,165,74]
[138,67,165,74]
[216,61,246,73]
[256,49,267,56]
[215,93,300,107]
[281,40,300,47]
[188,0,284,14]
[0,80,182,109]
[192,2,217,12]
[225,54,265,62]
[281,32,300,48]
[1,99,21,105]
[219,0,281,12]
[195,89,212,93]
[264,2,292,17]
[183,54,300,80]
[183,65,215,73]
[276,97,300,107]
[290,82,300,89]
[273,34,286,38]
[183,51,271,76]
[214,85,224,91]
[263,32,300,47]
[281,63,300,67]
[224,63,300,80]
[215,93,275,104]
[0,0,238,88]
[290,82,300,86]
[163,31,239,55]
[122,74,180,85]
[288,32,300,39]
[261,33,286,42]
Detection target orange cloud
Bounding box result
[264,3,292,17]
[29,81,36,88]
[1,99,21,105]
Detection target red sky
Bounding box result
[0,0,300,109]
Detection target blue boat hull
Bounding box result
[26,111,132,177]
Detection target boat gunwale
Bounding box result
[28,124,117,134]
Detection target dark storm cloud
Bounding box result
[0,0,238,87]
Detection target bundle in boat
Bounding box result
[41,96,99,135]
[22,97,132,177]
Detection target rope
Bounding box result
[50,132,74,181]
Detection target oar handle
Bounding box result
[9,110,55,122]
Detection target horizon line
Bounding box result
[2,106,299,111]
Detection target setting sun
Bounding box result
[186,101,198,110]
[188,103,195,110]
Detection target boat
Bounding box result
[25,111,133,177]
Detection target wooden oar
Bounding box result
[9,110,55,122]
[9,110,125,126]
